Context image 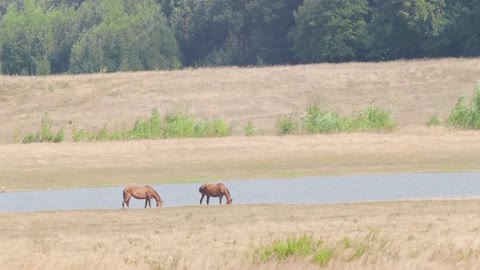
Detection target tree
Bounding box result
[246,0,302,65]
[289,0,370,63]
[366,0,447,60]
[70,0,180,73]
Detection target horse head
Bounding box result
[156,200,163,207]
[227,198,233,205]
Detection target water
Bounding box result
[1,172,480,212]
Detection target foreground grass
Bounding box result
[3,128,480,192]
[1,200,480,269]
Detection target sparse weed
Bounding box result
[243,121,256,136]
[313,247,335,266]
[22,113,64,143]
[276,114,298,135]
[426,114,441,126]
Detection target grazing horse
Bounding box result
[122,185,163,208]
[199,183,233,205]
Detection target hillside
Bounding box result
[1,58,480,144]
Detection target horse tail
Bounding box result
[199,184,206,193]
[123,188,126,200]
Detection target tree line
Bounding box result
[0,0,479,75]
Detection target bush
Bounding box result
[276,115,298,135]
[351,106,396,131]
[447,85,480,129]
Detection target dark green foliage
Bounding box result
[289,0,370,63]
[2,0,480,74]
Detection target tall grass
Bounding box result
[447,85,480,129]
[22,113,64,144]
[72,109,231,142]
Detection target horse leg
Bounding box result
[200,193,205,205]
[207,196,210,205]
[123,193,131,208]
[219,195,223,205]
[144,198,149,208]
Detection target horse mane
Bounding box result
[223,185,232,201]
[144,185,162,202]
[151,187,162,202]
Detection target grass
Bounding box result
[243,121,256,136]
[257,235,316,261]
[2,58,480,144]
[426,114,441,126]
[2,201,479,269]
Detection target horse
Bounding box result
[199,183,233,205]
[122,185,163,208]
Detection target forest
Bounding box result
[0,0,479,75]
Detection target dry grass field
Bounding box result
[1,200,480,270]
[2,58,480,191]
[2,58,480,269]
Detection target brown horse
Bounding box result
[199,183,233,205]
[122,185,163,208]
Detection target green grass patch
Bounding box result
[313,247,335,266]
[255,235,337,266]
[257,235,316,261]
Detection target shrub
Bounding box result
[447,85,480,129]
[194,119,230,137]
[163,111,196,138]
[351,106,396,131]
[276,115,298,135]
[447,96,470,128]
